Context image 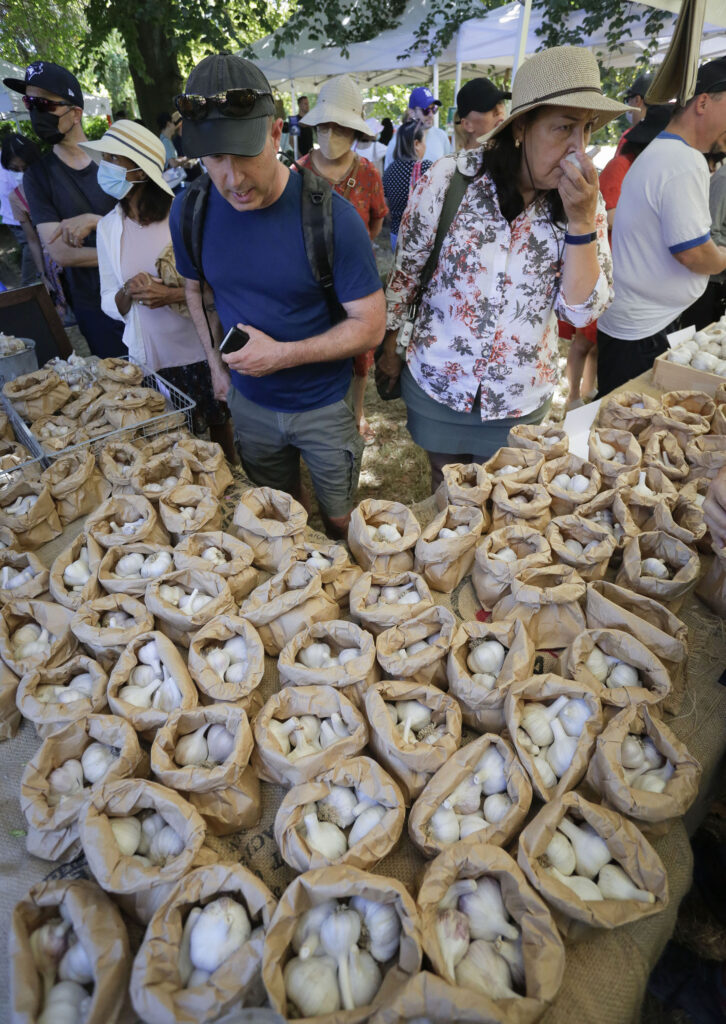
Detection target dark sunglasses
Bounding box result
[22,95,72,113]
[174,88,272,121]
[422,105,437,115]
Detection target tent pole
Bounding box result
[454,61,462,101]
[432,60,440,126]
[513,0,533,77]
[290,80,298,161]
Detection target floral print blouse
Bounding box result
[385,146,613,421]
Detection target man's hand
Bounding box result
[48,213,100,248]
[374,329,403,395]
[704,465,726,549]
[221,324,290,377]
[127,274,175,309]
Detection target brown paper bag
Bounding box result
[588,427,641,489]
[0,549,48,602]
[539,455,600,516]
[367,971,545,1024]
[177,437,234,496]
[662,388,715,425]
[597,391,660,436]
[685,434,726,481]
[174,531,258,601]
[544,514,616,582]
[642,430,689,482]
[348,570,434,636]
[71,593,154,670]
[9,878,130,1024]
[20,713,147,861]
[62,381,103,421]
[187,614,265,711]
[280,538,363,607]
[151,705,260,835]
[491,565,587,649]
[696,542,726,617]
[130,863,277,1024]
[586,705,701,828]
[3,368,71,421]
[484,446,545,485]
[253,685,368,786]
[672,480,709,551]
[97,440,142,491]
[562,627,671,710]
[616,530,700,612]
[490,480,552,532]
[517,791,669,930]
[16,654,108,739]
[278,619,379,707]
[446,620,535,733]
[96,543,174,598]
[508,423,569,461]
[145,568,235,647]
[41,449,111,526]
[107,630,198,739]
[140,427,193,457]
[436,462,492,510]
[97,356,144,387]
[99,386,161,428]
[408,733,532,858]
[645,498,707,548]
[0,478,61,549]
[414,504,485,592]
[30,413,88,452]
[274,754,404,872]
[79,397,110,436]
[0,408,12,440]
[504,674,603,801]
[233,486,307,572]
[472,526,551,609]
[348,498,421,573]
[618,468,678,529]
[416,842,565,1019]
[240,565,340,656]
[159,484,222,541]
[86,494,170,548]
[131,451,193,501]
[640,411,710,451]
[0,598,77,677]
[0,524,19,551]
[261,865,422,1024]
[585,580,688,715]
[375,605,457,688]
[364,681,462,804]
[0,656,20,740]
[49,533,103,610]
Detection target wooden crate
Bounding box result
[652,352,725,396]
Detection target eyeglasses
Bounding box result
[22,95,72,113]
[422,105,437,115]
[174,88,272,121]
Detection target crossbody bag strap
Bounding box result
[412,168,469,309]
[341,154,360,201]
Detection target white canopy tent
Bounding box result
[0,58,112,121]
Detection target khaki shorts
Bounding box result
[227,385,364,520]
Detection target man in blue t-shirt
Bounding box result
[169,54,384,537]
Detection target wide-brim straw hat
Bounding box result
[300,75,375,139]
[479,45,636,143]
[80,119,175,196]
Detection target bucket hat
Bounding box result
[480,45,635,143]
[299,75,375,139]
[79,120,175,196]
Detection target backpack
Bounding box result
[179,162,345,327]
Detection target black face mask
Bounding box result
[29,110,66,145]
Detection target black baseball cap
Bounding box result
[457,78,511,119]
[623,72,653,102]
[3,60,83,108]
[179,54,276,159]
[694,56,726,95]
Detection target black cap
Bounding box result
[180,54,276,159]
[623,72,653,102]
[626,103,675,145]
[456,78,511,119]
[694,56,726,95]
[3,60,83,108]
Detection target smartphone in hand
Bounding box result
[219,326,250,354]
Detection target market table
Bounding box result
[1,367,726,1024]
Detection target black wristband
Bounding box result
[564,231,597,245]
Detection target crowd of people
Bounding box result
[3,46,726,535]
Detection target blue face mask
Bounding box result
[97,160,137,200]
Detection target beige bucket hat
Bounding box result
[300,75,375,139]
[80,119,175,196]
[480,45,636,143]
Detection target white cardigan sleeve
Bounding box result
[97,207,127,325]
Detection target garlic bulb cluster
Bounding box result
[110,809,184,865]
[436,876,524,999]
[35,671,95,706]
[108,516,145,537]
[365,522,401,543]
[590,433,625,464]
[541,816,655,903]
[665,324,726,375]
[490,545,517,563]
[0,333,26,355]
[4,493,38,516]
[159,584,213,614]
[517,696,591,786]
[144,474,180,494]
[101,610,134,630]
[366,582,420,606]
[47,743,118,805]
[1,563,38,590]
[298,641,359,670]
[493,464,520,477]
[561,537,601,559]
[300,785,387,859]
[203,635,248,686]
[429,747,512,845]
[621,734,674,793]
[29,916,94,1023]
[178,897,252,988]
[270,713,352,760]
[631,471,655,498]
[114,550,172,580]
[584,646,640,690]
[437,524,470,539]
[550,473,590,493]
[11,622,54,661]
[285,897,400,1014]
[641,557,670,580]
[62,547,91,591]
[306,549,332,571]
[466,639,507,691]
[586,507,625,542]
[174,722,235,766]
[36,420,73,441]
[118,640,182,711]
[389,699,446,746]
[201,546,227,566]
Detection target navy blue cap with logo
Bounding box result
[3,61,84,108]
[408,86,441,111]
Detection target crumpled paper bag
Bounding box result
[414,504,484,593]
[348,498,421,574]
[491,565,587,649]
[233,486,307,572]
[348,571,434,637]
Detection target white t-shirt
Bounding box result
[384,125,451,169]
[599,133,711,340]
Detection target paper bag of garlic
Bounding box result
[71,593,154,672]
[484,445,545,485]
[472,525,551,609]
[0,479,62,550]
[539,455,600,516]
[413,504,484,593]
[490,479,553,533]
[375,606,456,689]
[492,565,587,649]
[97,441,141,492]
[3,368,71,421]
[130,451,193,501]
[641,430,689,483]
[0,549,49,601]
[348,570,434,637]
[261,865,422,1020]
[544,514,616,583]
[587,428,641,489]
[96,544,173,599]
[233,485,308,573]
[0,598,77,678]
[19,713,147,862]
[176,437,234,496]
[173,530,258,602]
[16,654,108,740]
[517,792,669,931]
[278,619,379,708]
[279,539,363,607]
[0,658,20,742]
[9,878,130,1024]
[576,488,639,550]
[49,536,102,610]
[158,484,222,542]
[30,413,87,453]
[435,461,492,512]
[86,494,169,549]
[145,568,235,646]
[274,755,405,872]
[40,451,110,529]
[96,356,144,386]
[564,627,672,710]
[508,422,569,461]
[597,390,659,436]
[616,531,700,611]
[186,613,265,710]
[416,842,565,1015]
[347,498,421,574]
[408,734,532,858]
[129,863,277,1024]
[240,563,340,656]
[685,433,726,481]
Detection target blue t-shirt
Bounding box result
[169,171,381,412]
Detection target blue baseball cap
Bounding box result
[409,86,441,111]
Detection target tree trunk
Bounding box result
[122,18,183,129]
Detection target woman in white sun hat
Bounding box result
[377,45,635,493]
[81,120,234,458]
[299,75,388,444]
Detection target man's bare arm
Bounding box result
[673,238,726,276]
[37,221,99,268]
[183,276,230,400]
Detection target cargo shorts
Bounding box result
[227,384,364,520]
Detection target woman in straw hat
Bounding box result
[299,75,389,444]
[82,120,234,457]
[377,46,634,492]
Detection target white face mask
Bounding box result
[316,128,352,160]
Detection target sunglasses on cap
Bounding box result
[174,88,272,121]
[22,95,73,113]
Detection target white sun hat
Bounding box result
[80,119,175,196]
[299,75,375,139]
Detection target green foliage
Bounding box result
[83,114,111,139]
[0,0,88,70]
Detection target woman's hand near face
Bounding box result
[558,152,599,232]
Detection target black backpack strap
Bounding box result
[294,161,346,325]
[413,168,469,308]
[180,174,211,288]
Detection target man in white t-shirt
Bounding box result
[597,57,726,395]
[383,86,451,169]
